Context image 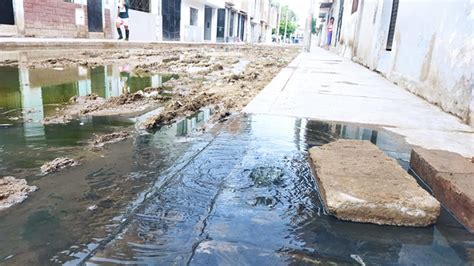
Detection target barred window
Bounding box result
[129,0,150,13]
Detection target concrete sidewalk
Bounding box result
[244,48,474,157]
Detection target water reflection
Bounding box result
[0,65,173,114]
[0,65,176,142]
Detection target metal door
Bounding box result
[216,9,225,42]
[162,0,181,40]
[204,7,212,40]
[0,1,15,25]
[87,0,103,32]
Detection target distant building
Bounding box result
[0,0,279,44]
[315,0,474,126]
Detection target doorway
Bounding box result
[162,0,181,40]
[0,1,15,25]
[239,15,245,41]
[87,0,103,32]
[216,9,225,42]
[204,6,212,41]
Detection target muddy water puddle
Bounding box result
[0,65,177,122]
[2,111,471,265]
[0,65,472,265]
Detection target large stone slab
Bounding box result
[308,140,440,227]
[410,148,474,232]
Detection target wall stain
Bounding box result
[420,34,436,82]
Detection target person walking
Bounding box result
[116,0,130,41]
[326,17,334,48]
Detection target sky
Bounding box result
[280,0,312,27]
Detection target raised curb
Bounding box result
[410,148,474,233]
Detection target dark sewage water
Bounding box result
[0,66,473,265]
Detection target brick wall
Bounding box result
[23,0,111,38]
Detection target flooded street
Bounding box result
[0,48,473,265]
[1,106,473,264]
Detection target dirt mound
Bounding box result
[40,157,78,174]
[144,92,219,129]
[106,93,144,106]
[92,131,131,147]
[0,176,38,210]
[38,45,300,128]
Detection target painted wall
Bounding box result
[127,10,158,41]
[333,0,474,125]
[181,0,205,42]
[111,0,160,41]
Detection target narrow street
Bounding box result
[0,42,472,265]
[0,0,473,264]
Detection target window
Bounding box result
[229,11,235,36]
[190,7,198,26]
[129,0,150,13]
[351,0,359,14]
[386,0,399,51]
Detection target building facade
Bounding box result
[0,0,112,38]
[316,0,474,126]
[0,0,279,44]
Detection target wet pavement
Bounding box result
[1,65,474,265]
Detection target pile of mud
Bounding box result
[92,131,131,147]
[0,176,38,210]
[31,46,299,129]
[40,157,79,174]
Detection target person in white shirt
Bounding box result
[116,0,130,40]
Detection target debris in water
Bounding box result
[42,115,73,125]
[0,176,38,210]
[350,254,366,266]
[87,205,98,211]
[40,157,78,174]
[92,131,131,147]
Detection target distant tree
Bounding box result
[279,5,298,38]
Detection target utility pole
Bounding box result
[276,3,282,42]
[283,7,289,43]
[304,0,315,52]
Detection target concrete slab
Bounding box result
[410,148,474,232]
[309,140,440,227]
[244,48,474,157]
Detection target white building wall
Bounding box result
[333,0,474,126]
[181,0,205,42]
[110,0,159,41]
[210,8,217,42]
[128,10,158,41]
